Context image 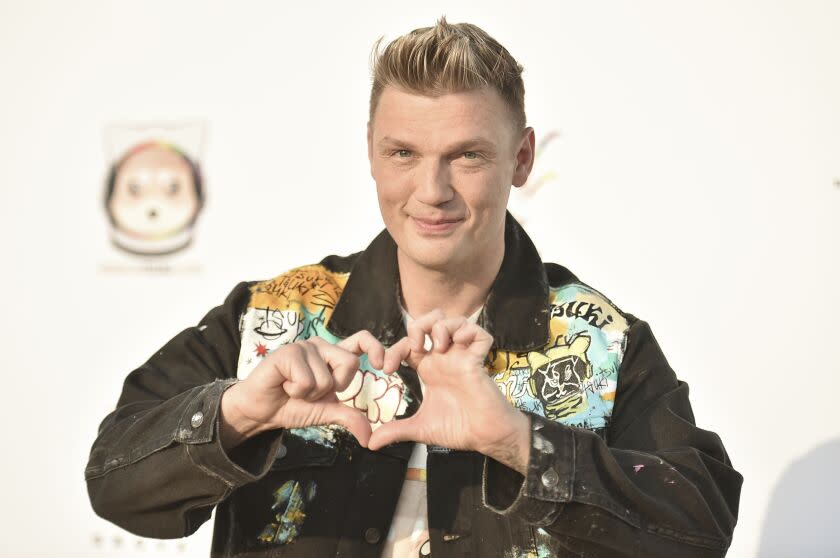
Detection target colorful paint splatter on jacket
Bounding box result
[258,480,317,545]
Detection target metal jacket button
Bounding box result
[275,444,287,459]
[190,411,204,428]
[364,527,381,544]
[541,468,560,489]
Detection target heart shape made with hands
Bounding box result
[365,310,526,456]
[229,310,525,463]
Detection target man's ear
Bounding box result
[512,127,536,188]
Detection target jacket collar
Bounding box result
[326,210,551,352]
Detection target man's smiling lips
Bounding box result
[410,216,464,234]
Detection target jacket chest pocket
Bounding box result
[271,427,342,470]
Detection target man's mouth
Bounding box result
[411,216,463,234]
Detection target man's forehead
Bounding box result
[375,85,503,116]
[370,86,515,149]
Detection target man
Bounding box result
[85,16,742,557]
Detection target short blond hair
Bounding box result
[368,16,526,134]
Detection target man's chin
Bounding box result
[402,245,463,272]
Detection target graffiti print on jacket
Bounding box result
[236,265,413,447]
[336,370,408,429]
[490,283,629,431]
[237,265,349,376]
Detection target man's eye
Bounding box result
[395,149,412,158]
[463,151,478,160]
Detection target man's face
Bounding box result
[367,85,534,272]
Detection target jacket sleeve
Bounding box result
[481,317,743,557]
[84,281,286,539]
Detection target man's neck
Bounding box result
[397,239,505,319]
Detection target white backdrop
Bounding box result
[1,1,838,556]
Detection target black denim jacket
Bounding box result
[85,212,742,557]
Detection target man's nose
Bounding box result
[412,159,454,206]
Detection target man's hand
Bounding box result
[220,331,388,450]
[369,310,531,475]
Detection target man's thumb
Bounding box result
[320,403,372,448]
[367,416,419,451]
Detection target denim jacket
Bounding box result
[85,212,742,557]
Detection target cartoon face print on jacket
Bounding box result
[104,141,204,255]
[528,334,592,420]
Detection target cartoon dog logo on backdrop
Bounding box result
[527,334,593,420]
[104,141,204,256]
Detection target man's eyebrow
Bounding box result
[377,136,498,152]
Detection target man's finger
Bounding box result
[367,415,422,451]
[383,337,424,372]
[337,330,386,370]
[278,345,317,399]
[307,336,361,391]
[452,323,494,356]
[300,341,337,400]
[430,316,468,353]
[406,309,446,352]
